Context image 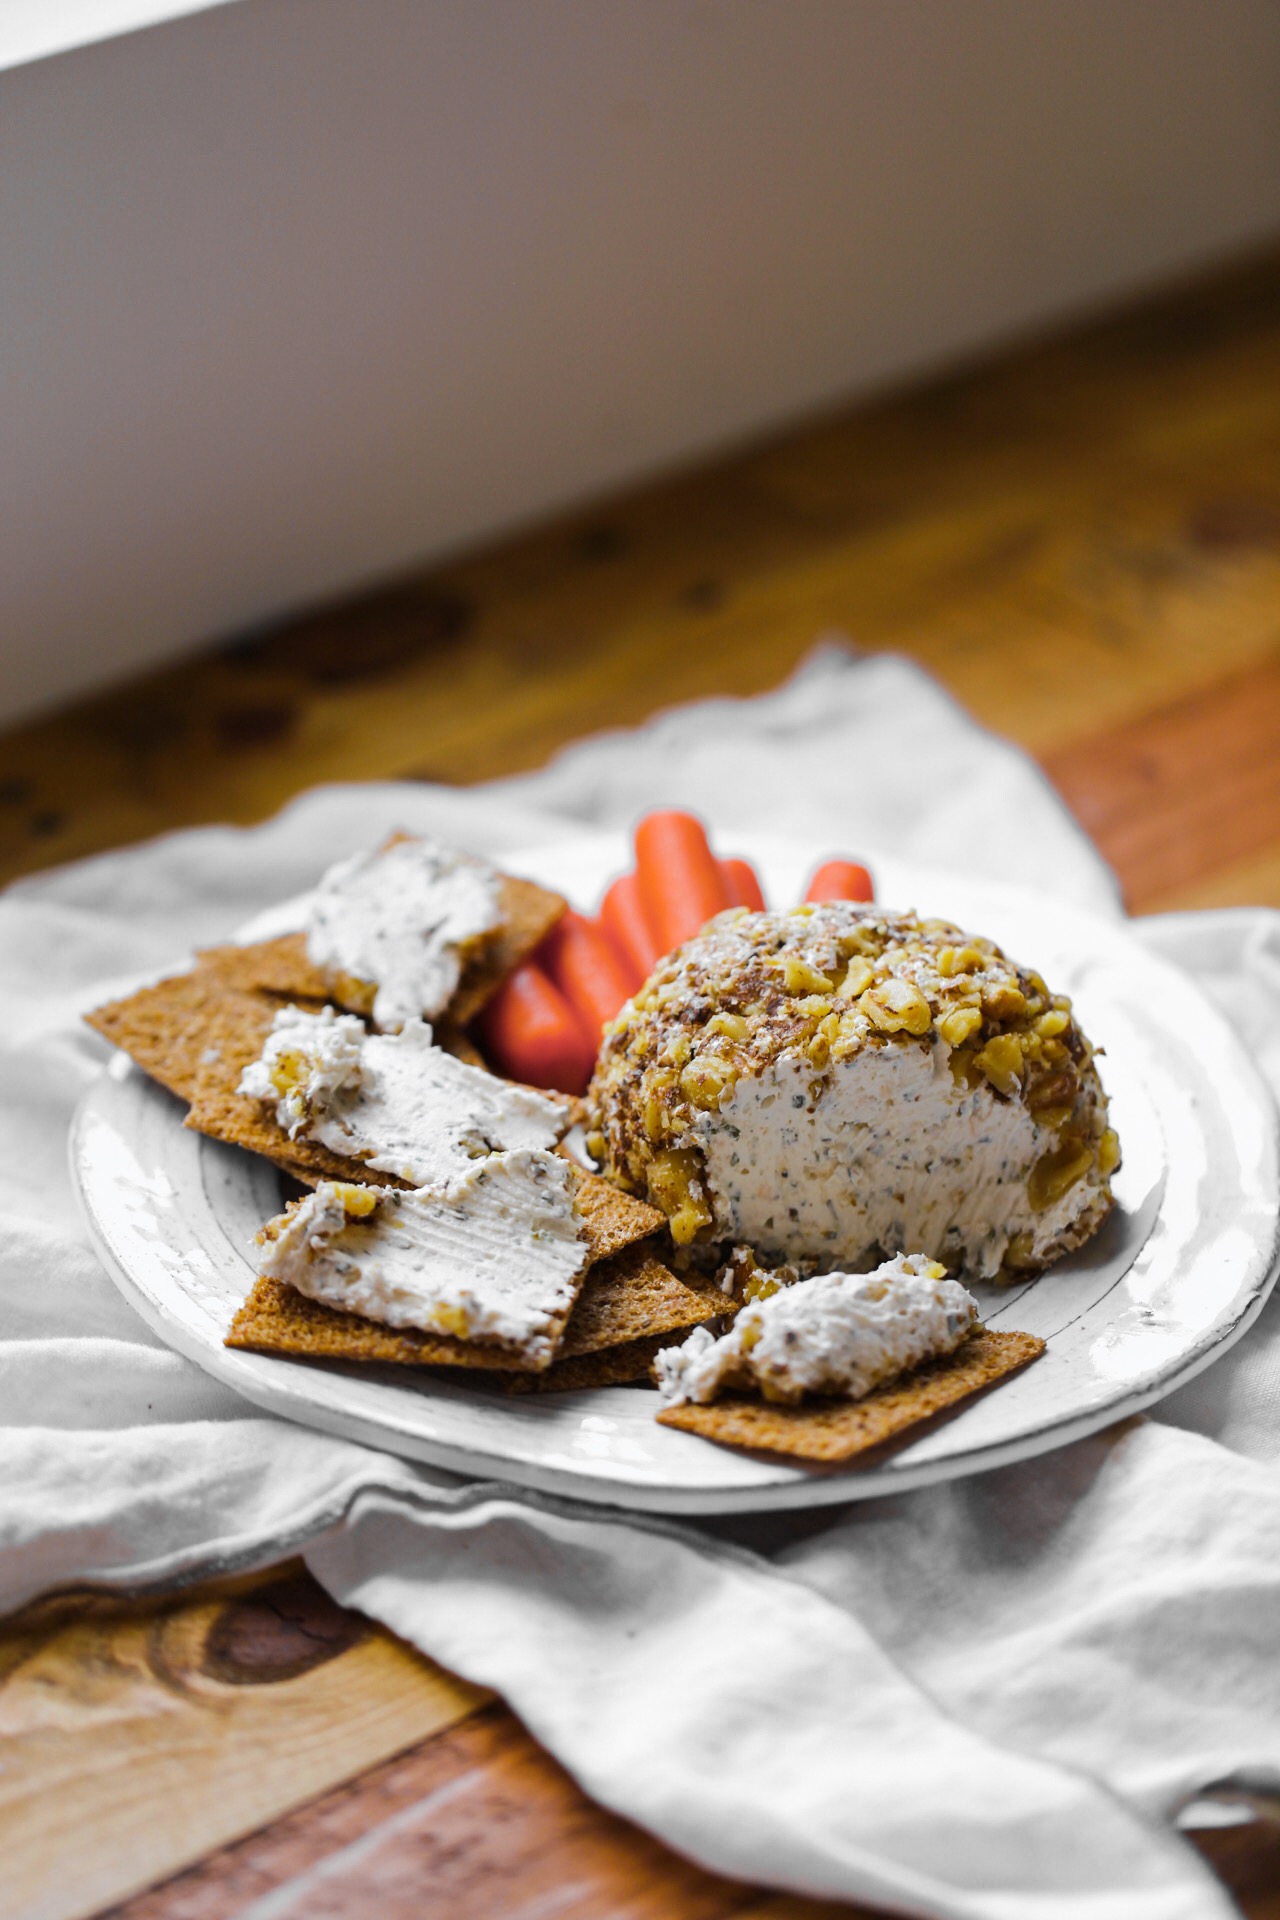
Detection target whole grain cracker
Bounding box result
[226,1240,716,1375]
[196,934,334,1003]
[182,986,397,1186]
[655,1328,1045,1463]
[556,1244,726,1358]
[225,1273,548,1371]
[197,871,565,1027]
[498,1335,671,1393]
[84,968,263,1104]
[451,874,567,1023]
[177,972,517,1180]
[568,1176,665,1264]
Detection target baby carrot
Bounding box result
[803,859,875,904]
[600,872,661,984]
[720,856,766,911]
[634,810,732,953]
[475,961,597,1095]
[541,910,635,1042]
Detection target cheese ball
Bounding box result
[587,904,1119,1281]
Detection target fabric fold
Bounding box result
[309,1487,1233,1920]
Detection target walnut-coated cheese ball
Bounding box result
[587,904,1118,1280]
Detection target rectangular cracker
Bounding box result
[225,1273,547,1371]
[84,968,260,1104]
[225,1242,719,1375]
[197,870,565,1027]
[555,1243,725,1358]
[655,1328,1045,1463]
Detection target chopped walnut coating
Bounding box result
[587,904,1118,1271]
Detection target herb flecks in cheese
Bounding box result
[655,1253,977,1406]
[257,1154,587,1356]
[239,1008,568,1186]
[306,838,504,1031]
[589,903,1117,1279]
[239,1004,366,1137]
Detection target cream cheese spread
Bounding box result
[654,1252,977,1406]
[693,1039,1081,1279]
[239,1004,366,1136]
[239,1008,568,1186]
[258,1154,587,1355]
[306,838,504,1031]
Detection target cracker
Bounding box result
[555,1243,725,1358]
[568,1173,666,1264]
[225,1273,547,1371]
[225,1241,716,1375]
[655,1328,1045,1463]
[84,968,249,1103]
[182,987,399,1187]
[498,1251,728,1391]
[498,1335,670,1394]
[451,874,566,1023]
[196,934,334,1004]
[197,870,565,1027]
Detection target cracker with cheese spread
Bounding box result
[656,1328,1044,1462]
[199,841,564,1030]
[226,1242,725,1380]
[651,1254,1043,1461]
[186,992,572,1189]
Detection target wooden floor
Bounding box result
[3,244,1280,1920]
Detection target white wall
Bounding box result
[4,0,1280,726]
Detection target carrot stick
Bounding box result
[634,810,732,953]
[474,961,597,1095]
[541,910,636,1042]
[803,859,875,904]
[720,856,765,911]
[600,872,661,984]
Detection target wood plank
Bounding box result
[0,1565,486,1920]
[1142,841,1280,916]
[97,1702,870,1920]
[3,247,1280,885]
[1190,1813,1280,1920]
[87,1696,1280,1920]
[1039,650,1280,912]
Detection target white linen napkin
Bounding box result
[2,646,1277,1920]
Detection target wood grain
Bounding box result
[97,1702,870,1920]
[81,1699,1280,1920]
[2,247,1280,896]
[1040,651,1280,912]
[0,1565,486,1920]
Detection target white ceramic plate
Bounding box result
[71,833,1280,1515]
